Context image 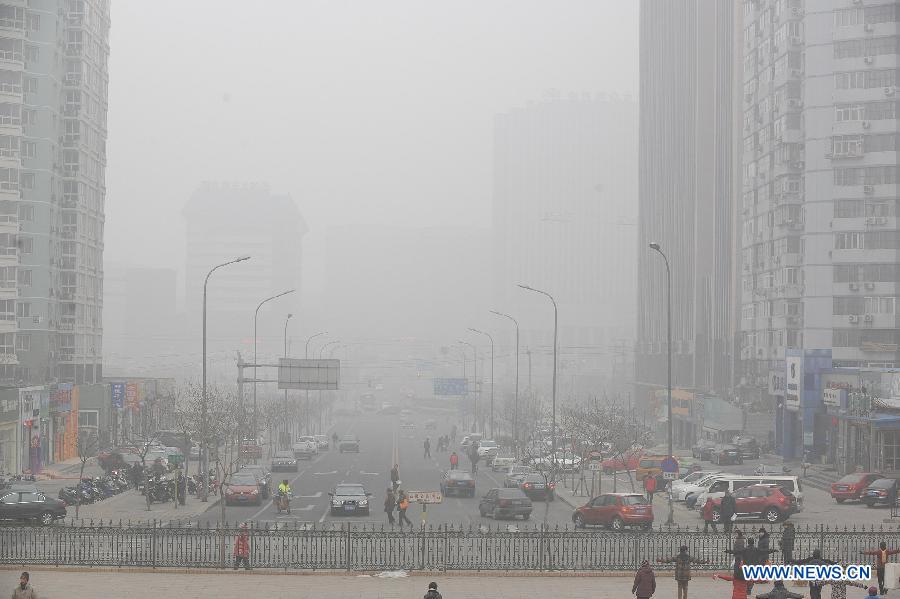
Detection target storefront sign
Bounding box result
[785,357,802,411]
[823,388,845,408]
[769,370,786,396]
[50,384,73,414]
[125,383,140,412]
[111,383,125,409]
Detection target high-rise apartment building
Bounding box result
[0,1,109,386]
[740,0,900,456]
[493,92,637,394]
[184,183,306,374]
[636,0,743,439]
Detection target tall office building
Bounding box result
[740,1,900,456]
[492,92,637,393]
[0,1,109,386]
[636,0,743,431]
[184,183,306,371]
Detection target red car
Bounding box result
[831,472,883,503]
[601,449,643,474]
[223,473,262,506]
[572,492,653,531]
[708,484,796,523]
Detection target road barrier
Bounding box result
[1,521,899,572]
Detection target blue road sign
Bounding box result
[661,456,679,473]
[433,378,468,396]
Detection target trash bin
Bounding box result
[885,562,900,591]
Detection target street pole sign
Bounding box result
[278,358,340,390]
[661,456,679,480]
[433,378,468,396]
[406,491,443,504]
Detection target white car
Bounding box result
[477,440,500,460]
[668,471,721,501]
[292,436,319,460]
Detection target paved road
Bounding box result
[195,412,575,528]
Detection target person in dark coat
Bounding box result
[720,490,737,534]
[658,545,706,599]
[632,560,656,599]
[757,527,770,552]
[779,522,795,564]
[791,550,835,599]
[755,580,803,599]
[424,581,442,599]
[383,488,395,525]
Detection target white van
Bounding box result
[693,475,803,510]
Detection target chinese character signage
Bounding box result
[111,383,125,409]
[50,384,73,414]
[125,383,140,412]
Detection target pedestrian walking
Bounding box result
[449,451,459,470]
[658,545,706,599]
[391,464,400,491]
[384,488,396,525]
[733,530,745,553]
[424,438,431,459]
[779,522,795,564]
[711,562,749,599]
[233,523,251,571]
[757,527,770,553]
[823,565,867,599]
[12,572,36,599]
[755,580,803,599]
[720,490,737,534]
[631,559,656,599]
[727,538,775,596]
[860,541,900,595]
[397,490,413,527]
[424,581,442,599]
[469,443,480,474]
[702,498,718,533]
[643,474,657,501]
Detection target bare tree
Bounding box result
[74,430,98,519]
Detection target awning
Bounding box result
[838,412,900,430]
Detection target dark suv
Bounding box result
[733,436,761,460]
[691,439,717,461]
[712,444,743,465]
[0,489,67,525]
[478,488,532,520]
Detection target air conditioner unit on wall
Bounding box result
[849,315,860,323]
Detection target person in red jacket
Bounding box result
[449,452,459,470]
[712,562,749,599]
[702,497,718,533]
[643,475,657,501]
[861,541,900,595]
[632,560,656,598]
[233,522,250,570]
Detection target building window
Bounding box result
[883,431,900,471]
[0,299,13,321]
[836,232,865,249]
[865,296,896,314]
[22,109,35,126]
[0,333,12,354]
[23,45,38,63]
[20,141,35,159]
[24,77,36,93]
[15,334,29,352]
[833,135,864,156]
[26,14,39,31]
[78,410,98,428]
[18,237,31,254]
[19,173,33,190]
[16,269,30,286]
[15,302,28,317]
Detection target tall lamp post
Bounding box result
[318,340,340,434]
[458,340,477,432]
[253,289,295,442]
[491,310,519,458]
[304,331,327,435]
[468,328,495,439]
[518,284,558,478]
[649,241,675,526]
[281,313,293,449]
[201,255,250,501]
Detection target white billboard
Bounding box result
[785,357,802,412]
[278,358,340,390]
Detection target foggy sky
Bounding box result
[105,1,638,306]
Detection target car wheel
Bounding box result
[835,498,845,504]
[492,507,502,520]
[574,514,585,529]
[642,522,652,531]
[865,502,875,508]
[764,508,781,523]
[611,517,624,532]
[39,511,54,526]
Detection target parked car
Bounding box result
[519,473,556,501]
[711,444,743,465]
[329,483,371,516]
[0,489,67,525]
[478,488,532,520]
[292,437,318,460]
[460,434,482,451]
[691,439,718,461]
[238,465,271,499]
[831,472,884,503]
[707,484,797,523]
[271,451,299,473]
[754,464,791,476]
[667,470,721,501]
[440,470,476,497]
[636,454,678,482]
[861,478,899,508]
[733,436,761,460]
[572,493,653,531]
[504,465,535,488]
[240,438,263,460]
[339,435,360,453]
[223,473,262,506]
[399,419,416,430]
[314,435,330,451]
[491,456,516,473]
[601,448,643,474]
[692,475,803,511]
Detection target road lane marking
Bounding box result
[314,471,338,475]
[359,471,379,476]
[299,491,322,498]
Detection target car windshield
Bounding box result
[522,474,545,483]
[870,479,895,489]
[838,474,865,484]
[621,496,649,506]
[342,435,355,441]
[297,437,315,443]
[274,452,293,458]
[639,459,661,468]
[230,476,257,486]
[682,472,707,483]
[498,489,526,498]
[335,485,365,496]
[480,440,498,448]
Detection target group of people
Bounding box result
[383,486,413,527]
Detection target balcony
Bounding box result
[0,80,21,103]
[0,17,25,38]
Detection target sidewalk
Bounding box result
[5,569,887,599]
[66,488,219,525]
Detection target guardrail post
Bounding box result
[151,520,157,569]
[443,524,448,572]
[345,523,351,572]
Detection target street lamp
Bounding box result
[318,340,340,434]
[491,310,519,458]
[304,331,327,435]
[253,289,295,442]
[201,255,250,501]
[282,313,293,449]
[649,241,675,526]
[517,284,558,479]
[458,340,477,432]
[468,328,494,439]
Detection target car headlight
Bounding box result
[359,499,368,506]
[332,499,342,506]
